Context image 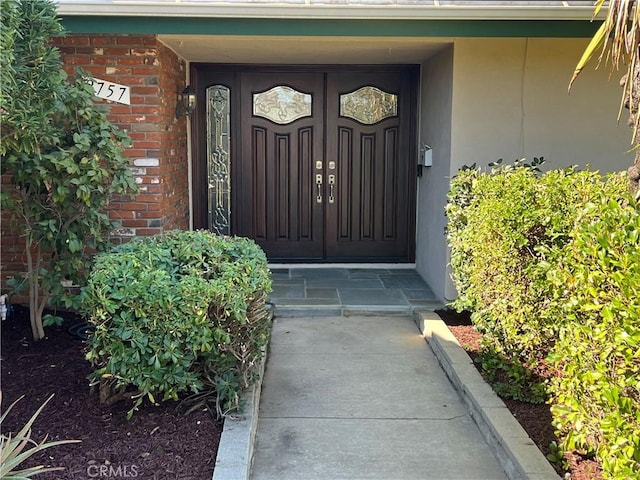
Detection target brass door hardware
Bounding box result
[316,174,323,203]
[328,174,336,204]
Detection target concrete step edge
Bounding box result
[212,343,268,480]
[414,310,561,480]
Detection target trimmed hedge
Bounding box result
[446,164,639,478]
[448,166,628,402]
[80,230,272,418]
[547,195,640,478]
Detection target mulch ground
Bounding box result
[1,306,222,480]
[3,303,606,480]
[436,308,604,480]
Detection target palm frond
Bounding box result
[572,0,640,142]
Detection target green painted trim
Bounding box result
[60,17,600,38]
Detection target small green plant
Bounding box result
[0,393,80,478]
[545,440,567,470]
[478,349,547,404]
[81,230,273,419]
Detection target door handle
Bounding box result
[316,174,323,203]
[328,174,335,204]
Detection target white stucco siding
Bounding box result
[450,38,632,175]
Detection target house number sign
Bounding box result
[90,78,131,105]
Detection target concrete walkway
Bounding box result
[250,315,509,480]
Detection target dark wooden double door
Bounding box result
[193,66,417,262]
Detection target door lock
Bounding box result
[316,161,323,170]
[328,161,336,170]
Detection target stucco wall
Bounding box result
[450,38,632,174]
[418,37,633,302]
[416,46,454,302]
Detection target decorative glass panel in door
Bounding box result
[253,86,312,124]
[207,85,231,235]
[339,86,398,124]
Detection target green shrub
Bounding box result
[80,230,272,418]
[446,162,639,476]
[446,164,628,402]
[546,194,640,479]
[446,158,545,314]
[444,166,478,312]
[1,0,137,341]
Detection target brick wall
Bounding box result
[55,34,190,238]
[1,34,190,294]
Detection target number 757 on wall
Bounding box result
[89,78,131,105]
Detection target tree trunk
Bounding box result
[630,151,640,197]
[623,62,640,197]
[24,235,46,341]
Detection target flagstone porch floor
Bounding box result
[268,267,445,317]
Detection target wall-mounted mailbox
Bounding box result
[420,144,433,167]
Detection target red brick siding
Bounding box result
[1,34,189,294]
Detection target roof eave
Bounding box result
[54,3,601,21]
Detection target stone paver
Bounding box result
[268,268,445,316]
[339,288,409,307]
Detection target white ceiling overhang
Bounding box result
[161,35,452,63]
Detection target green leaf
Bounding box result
[42,314,64,327]
[0,393,80,477]
[67,238,82,253]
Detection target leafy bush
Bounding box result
[446,163,628,402]
[1,0,137,341]
[444,166,478,312]
[0,0,64,155]
[80,230,273,418]
[0,393,80,478]
[546,194,640,479]
[446,158,544,314]
[446,162,639,477]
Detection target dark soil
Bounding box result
[436,308,604,480]
[1,306,222,480]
